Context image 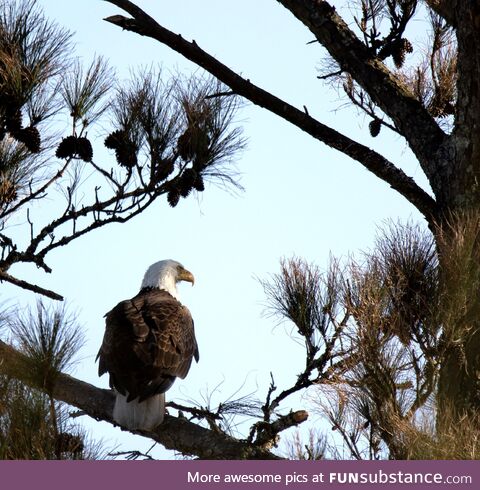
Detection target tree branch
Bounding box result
[252,410,309,447]
[102,1,438,221]
[0,270,63,301]
[424,0,458,27]
[0,179,162,276]
[0,158,72,222]
[0,340,281,459]
[276,0,448,186]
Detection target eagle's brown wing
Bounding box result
[97,288,198,402]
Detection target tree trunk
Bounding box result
[434,210,480,426]
[434,1,480,423]
[437,328,480,426]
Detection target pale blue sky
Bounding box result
[5,0,429,458]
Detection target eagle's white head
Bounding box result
[140,259,195,300]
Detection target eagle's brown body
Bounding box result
[97,285,198,429]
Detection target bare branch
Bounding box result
[0,158,72,221]
[0,270,63,300]
[317,69,342,80]
[253,410,309,447]
[102,1,438,220]
[166,400,222,423]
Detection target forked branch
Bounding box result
[276,0,447,180]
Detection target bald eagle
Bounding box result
[97,260,198,430]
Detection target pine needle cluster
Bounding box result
[0,300,104,459]
[261,218,480,459]
[104,71,245,208]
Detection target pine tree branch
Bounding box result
[252,410,309,446]
[276,0,448,185]
[0,340,281,459]
[0,270,64,301]
[0,179,164,283]
[424,0,458,27]
[102,1,438,221]
[0,159,73,222]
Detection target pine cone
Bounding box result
[76,137,93,162]
[392,50,406,69]
[369,118,381,137]
[402,38,413,54]
[104,130,126,150]
[392,39,412,68]
[177,125,211,162]
[379,38,412,68]
[115,144,137,168]
[167,189,180,207]
[192,155,210,172]
[105,131,137,168]
[153,158,175,182]
[56,136,78,159]
[5,107,22,133]
[177,127,195,161]
[179,185,192,198]
[180,168,197,187]
[177,168,200,198]
[378,43,393,60]
[56,135,93,161]
[15,126,41,153]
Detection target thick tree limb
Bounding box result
[102,1,438,221]
[276,0,447,187]
[0,340,281,459]
[424,0,458,27]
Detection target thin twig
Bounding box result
[317,69,343,80]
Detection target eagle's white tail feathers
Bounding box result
[113,393,165,430]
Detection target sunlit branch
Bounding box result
[0,339,282,459]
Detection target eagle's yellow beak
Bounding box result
[179,267,195,286]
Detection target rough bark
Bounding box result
[437,328,480,425]
[424,0,458,27]
[449,1,480,208]
[0,340,281,459]
[275,0,447,190]
[433,1,480,421]
[0,270,63,301]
